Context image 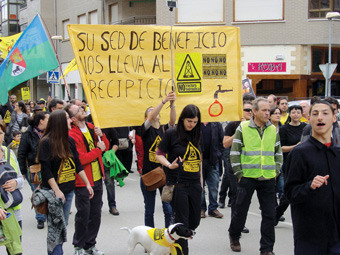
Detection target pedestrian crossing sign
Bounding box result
[48,71,59,83]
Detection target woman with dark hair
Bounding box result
[6,101,28,144]
[156,104,202,255]
[140,91,176,229]
[37,110,93,255]
[275,105,307,224]
[269,107,282,130]
[18,111,49,229]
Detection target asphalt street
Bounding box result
[0,165,294,255]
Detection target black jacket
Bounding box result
[17,126,40,175]
[284,136,340,244]
[201,122,224,164]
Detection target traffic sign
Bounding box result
[48,71,59,83]
[319,63,337,80]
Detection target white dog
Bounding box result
[121,223,195,255]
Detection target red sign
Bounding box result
[248,62,286,72]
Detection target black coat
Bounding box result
[17,126,40,175]
[284,136,340,244]
[201,122,224,164]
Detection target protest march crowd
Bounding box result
[0,92,339,255]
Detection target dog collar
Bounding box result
[167,228,176,241]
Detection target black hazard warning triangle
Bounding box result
[177,54,201,81]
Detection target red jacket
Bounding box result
[69,122,110,187]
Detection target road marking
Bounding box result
[248,211,293,227]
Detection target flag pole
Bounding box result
[38,14,71,101]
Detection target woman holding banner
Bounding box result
[140,91,176,229]
[156,104,202,255]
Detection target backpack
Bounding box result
[0,148,23,208]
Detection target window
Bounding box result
[234,0,284,22]
[63,19,70,40]
[311,47,340,73]
[177,0,224,24]
[89,10,98,24]
[309,0,340,18]
[109,3,119,24]
[78,14,86,24]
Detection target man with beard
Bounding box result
[65,103,109,255]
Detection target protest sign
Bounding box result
[68,25,242,128]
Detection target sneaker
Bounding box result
[227,199,232,207]
[260,251,275,255]
[241,226,249,233]
[218,201,225,208]
[84,246,104,255]
[37,221,44,229]
[208,209,223,218]
[279,216,285,222]
[229,235,241,252]
[200,210,206,218]
[74,247,85,255]
[109,207,119,216]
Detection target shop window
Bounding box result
[309,0,340,18]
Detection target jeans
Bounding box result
[276,172,284,199]
[47,191,74,255]
[219,148,231,204]
[140,178,172,228]
[104,165,116,209]
[229,177,276,252]
[201,159,219,212]
[25,173,46,223]
[63,191,74,226]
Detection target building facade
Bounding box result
[9,0,340,101]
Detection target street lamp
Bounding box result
[325,12,340,97]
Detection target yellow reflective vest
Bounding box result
[240,121,277,179]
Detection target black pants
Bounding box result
[275,193,290,220]
[171,183,202,255]
[116,149,133,172]
[229,177,276,252]
[73,180,103,250]
[294,239,340,255]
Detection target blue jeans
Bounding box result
[104,166,116,208]
[140,178,172,228]
[201,159,220,212]
[48,190,74,255]
[25,173,46,223]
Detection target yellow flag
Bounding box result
[59,58,78,79]
[0,32,22,58]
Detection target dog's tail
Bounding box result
[120,227,132,234]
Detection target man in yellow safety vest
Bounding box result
[228,97,283,255]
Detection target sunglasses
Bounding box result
[243,108,252,112]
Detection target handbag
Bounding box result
[141,167,166,191]
[118,138,129,150]
[161,184,174,202]
[31,185,48,215]
[28,164,41,185]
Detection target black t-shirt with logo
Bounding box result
[39,137,84,194]
[141,123,168,175]
[158,128,201,184]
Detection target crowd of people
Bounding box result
[0,92,339,255]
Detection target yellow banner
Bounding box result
[67,25,242,128]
